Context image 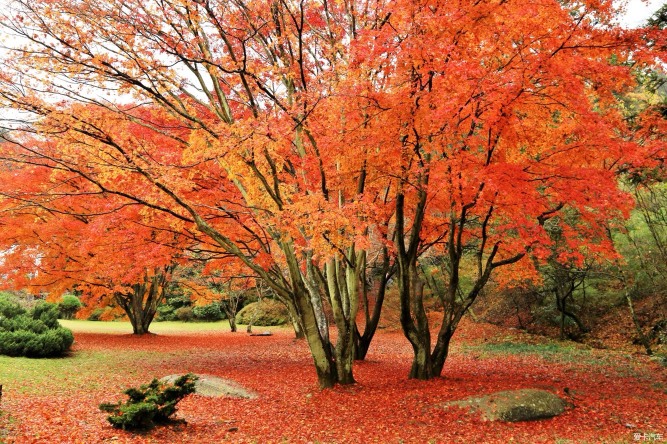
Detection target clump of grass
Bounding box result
[461,340,609,365]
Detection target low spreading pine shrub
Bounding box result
[100,373,198,430]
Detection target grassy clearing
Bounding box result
[0,320,287,392]
[59,319,288,334]
[2,321,273,396]
[0,349,177,395]
[459,338,614,366]
[58,319,236,334]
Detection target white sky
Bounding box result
[620,0,665,27]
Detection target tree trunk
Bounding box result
[221,302,239,333]
[555,288,589,339]
[291,315,305,339]
[398,257,435,380]
[115,269,169,335]
[354,251,390,360]
[408,336,434,380]
[395,190,436,380]
[353,326,372,360]
[324,253,360,385]
[299,292,338,388]
[284,300,305,339]
[624,286,653,356]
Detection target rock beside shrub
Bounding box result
[235,299,288,326]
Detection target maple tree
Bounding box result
[343,0,666,379]
[0,160,189,334]
[0,0,665,388]
[0,0,391,388]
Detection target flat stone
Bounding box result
[445,389,566,422]
[160,374,258,399]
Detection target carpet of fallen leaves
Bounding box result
[1,320,665,443]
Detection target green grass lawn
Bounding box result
[58,319,286,334]
[0,320,278,396]
[59,319,235,334]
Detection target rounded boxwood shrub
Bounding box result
[0,297,74,358]
[175,306,194,322]
[235,299,288,326]
[58,294,83,319]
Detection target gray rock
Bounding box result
[160,374,258,399]
[445,389,566,422]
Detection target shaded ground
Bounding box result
[0,319,665,443]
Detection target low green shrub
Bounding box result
[0,298,74,358]
[156,304,176,321]
[235,299,288,326]
[88,308,105,321]
[99,373,198,430]
[0,295,25,320]
[175,307,194,322]
[156,292,192,321]
[31,302,60,329]
[193,302,223,322]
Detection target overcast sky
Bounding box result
[621,0,664,27]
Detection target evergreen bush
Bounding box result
[156,304,176,321]
[99,373,198,430]
[235,299,289,326]
[156,293,191,321]
[192,302,223,322]
[175,306,194,322]
[88,308,105,321]
[0,298,74,357]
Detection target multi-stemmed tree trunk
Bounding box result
[114,269,171,335]
[0,0,385,389]
[354,246,393,360]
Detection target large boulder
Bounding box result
[445,389,567,422]
[160,374,257,399]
